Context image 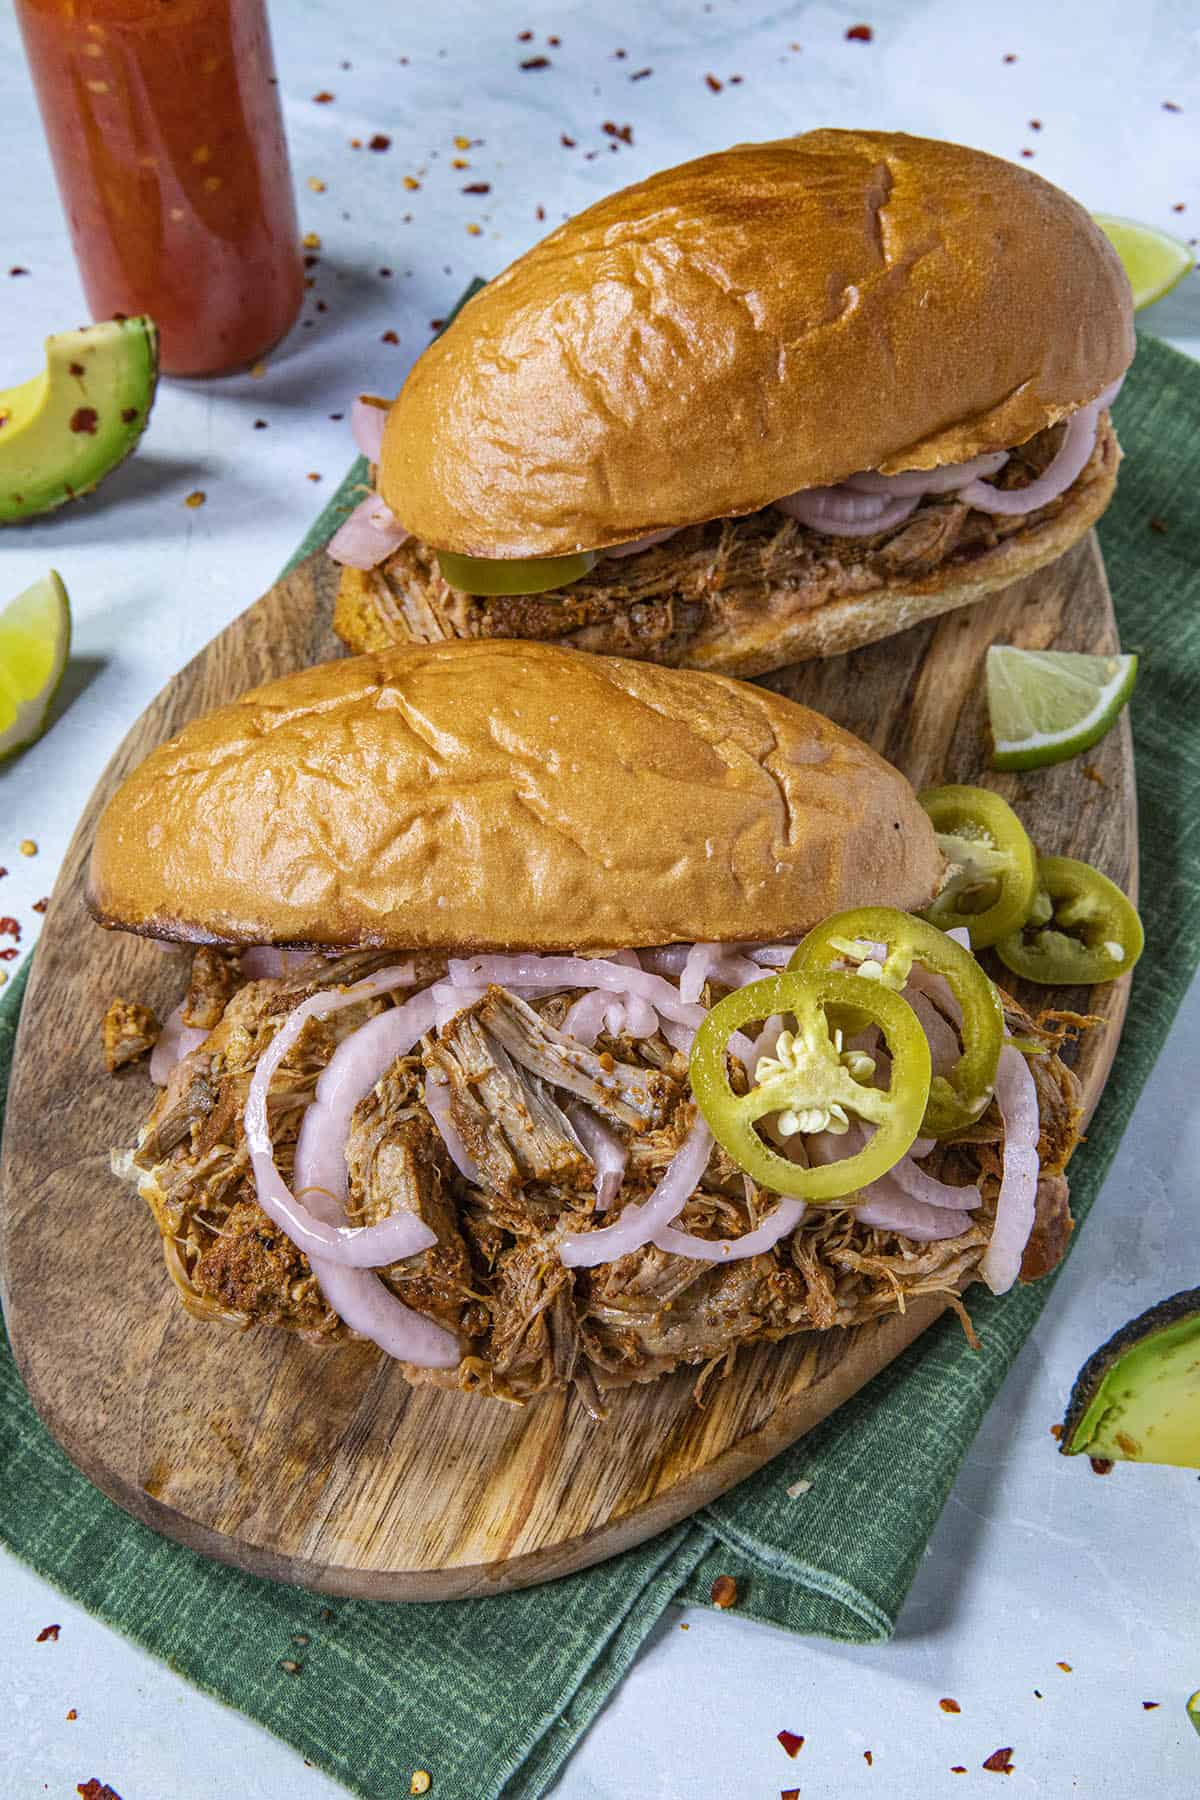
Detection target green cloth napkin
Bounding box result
[2,329,1199,1800]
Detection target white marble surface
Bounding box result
[2,2,1199,1796]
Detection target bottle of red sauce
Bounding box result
[15,0,304,377]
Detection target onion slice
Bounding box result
[977,1044,1041,1294]
[149,1004,209,1087]
[653,1196,805,1262]
[603,525,682,558]
[565,1101,628,1209]
[852,1191,974,1241]
[776,488,920,537]
[560,1116,713,1268]
[327,493,410,569]
[955,402,1099,516]
[844,450,1008,497]
[449,954,707,1031]
[351,394,389,463]
[424,1068,482,1185]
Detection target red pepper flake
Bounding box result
[462,182,491,193]
[561,133,577,147]
[951,1768,968,1776]
[0,946,17,961]
[1163,100,1182,112]
[313,91,335,103]
[777,1730,804,1758]
[630,67,652,80]
[864,1749,874,1765]
[1050,1422,1063,1439]
[614,47,627,59]
[1090,1456,1114,1473]
[184,489,206,508]
[1057,1661,1073,1672]
[705,73,723,91]
[1029,118,1043,129]
[782,1791,800,1800]
[521,56,551,69]
[66,1708,78,1720]
[403,175,421,190]
[70,407,99,435]
[9,266,30,276]
[32,897,48,913]
[37,1623,61,1641]
[547,33,560,45]
[982,1747,1014,1775]
[1143,1701,1161,1710]
[1172,202,1186,213]
[603,121,633,144]
[1021,148,1035,157]
[710,1574,737,1608]
[381,330,399,344]
[0,917,20,941]
[535,204,545,221]
[369,134,392,151]
[939,1697,961,1714]
[730,73,744,83]
[77,1785,123,1800]
[349,137,362,149]
[379,267,393,277]
[0,869,7,879]
[430,318,445,331]
[306,472,322,482]
[517,28,533,39]
[846,23,874,41]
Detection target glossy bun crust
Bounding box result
[87,641,944,952]
[381,131,1134,557]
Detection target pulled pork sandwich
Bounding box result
[89,642,1079,1412]
[330,130,1133,680]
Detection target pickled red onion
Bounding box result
[559,1115,713,1268]
[604,526,682,558]
[844,450,1008,498]
[776,488,920,537]
[565,1101,628,1210]
[149,1004,209,1087]
[351,395,389,463]
[424,1067,482,1185]
[653,1196,805,1262]
[977,1044,1040,1295]
[327,493,410,569]
[955,403,1100,515]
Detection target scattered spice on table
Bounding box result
[1172,202,1187,213]
[982,1747,1014,1775]
[1090,1456,1114,1475]
[379,267,393,277]
[517,28,532,39]
[1143,1701,1161,1710]
[630,67,652,79]
[66,1708,77,1720]
[307,176,327,192]
[253,418,268,429]
[36,1623,61,1641]
[302,231,322,249]
[939,1698,961,1714]
[603,121,633,144]
[1050,1421,1064,1437]
[1003,52,1018,62]
[1163,100,1182,111]
[20,840,37,857]
[32,897,48,913]
[1029,118,1042,130]
[846,23,874,41]
[77,1785,122,1800]
[9,265,30,276]
[467,223,482,236]
[313,91,334,103]
[404,175,421,190]
[705,73,723,91]
[0,948,18,962]
[306,472,321,482]
[1057,1662,1073,1672]
[781,1790,800,1800]
[463,182,491,193]
[370,134,392,152]
[951,1767,968,1776]
[381,330,399,344]
[863,1749,874,1765]
[777,1730,804,1757]
[710,1574,738,1609]
[561,133,576,147]
[536,204,545,220]
[184,490,206,508]
[320,1607,335,1623]
[1021,148,1035,158]
[521,56,550,70]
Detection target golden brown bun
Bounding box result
[381,131,1134,558]
[338,418,1119,679]
[87,642,943,952]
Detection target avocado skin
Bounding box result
[1062,1287,1200,1467]
[0,317,159,524]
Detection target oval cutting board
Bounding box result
[0,532,1135,1600]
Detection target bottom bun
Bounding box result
[335,417,1119,678]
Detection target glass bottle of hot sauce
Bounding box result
[15,0,304,377]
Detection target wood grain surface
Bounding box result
[0,532,1135,1600]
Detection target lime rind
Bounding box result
[987,646,1137,771]
[0,570,72,760]
[1093,214,1194,312]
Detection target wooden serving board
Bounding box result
[0,533,1135,1600]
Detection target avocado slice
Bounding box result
[0,316,158,523]
[1061,1288,1200,1468]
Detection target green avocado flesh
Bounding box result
[1062,1288,1200,1468]
[0,316,159,523]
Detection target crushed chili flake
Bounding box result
[452,157,469,168]
[777,1730,804,1758]
[453,134,471,149]
[1021,148,1035,158]
[463,182,491,193]
[1143,1701,1161,1710]
[1056,1661,1073,1672]
[381,331,399,344]
[781,1791,800,1800]
[184,489,206,508]
[9,266,30,276]
[951,1767,968,1775]
[313,91,334,103]
[32,897,48,912]
[403,176,421,190]
[710,1574,738,1609]
[0,917,20,941]
[19,840,37,856]
[302,231,322,250]
[253,419,268,429]
[466,223,482,236]
[1090,1456,1114,1473]
[1029,118,1043,129]
[306,472,321,482]
[1172,202,1186,213]
[1050,1421,1064,1437]
[1163,100,1182,112]
[36,1623,61,1641]
[307,176,327,192]
[517,28,533,39]
[521,56,551,70]
[76,1785,123,1800]
[939,1698,961,1714]
[846,23,874,41]
[67,1708,78,1720]
[547,33,560,45]
[430,318,445,331]
[603,121,634,144]
[705,73,723,91]
[370,134,392,152]
[630,67,652,80]
[864,1750,874,1765]
[982,1747,1014,1774]
[561,133,577,148]
[614,47,627,58]
[0,948,19,961]
[535,204,545,220]
[379,267,393,277]
[70,407,99,435]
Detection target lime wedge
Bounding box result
[0,570,72,760]
[1093,215,1194,311]
[986,646,1137,771]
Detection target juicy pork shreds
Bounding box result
[118,954,1082,1406]
[182,946,241,1028]
[475,985,674,1129]
[425,1008,593,1197]
[102,997,161,1072]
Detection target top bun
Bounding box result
[87,641,943,953]
[381,130,1133,558]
